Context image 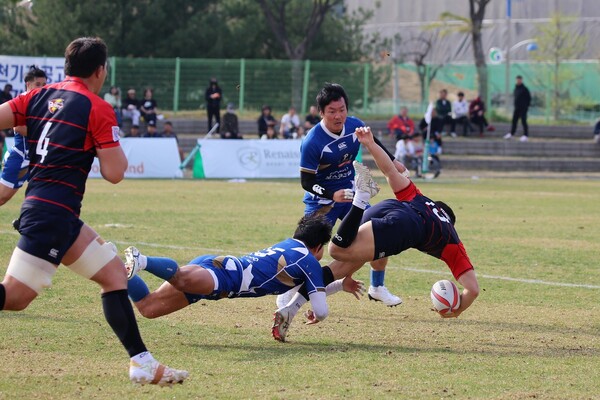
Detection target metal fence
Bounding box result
[106,57,600,123]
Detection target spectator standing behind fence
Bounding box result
[257,105,277,138]
[452,92,470,136]
[221,103,242,139]
[469,94,494,136]
[435,89,454,137]
[103,86,122,127]
[140,88,158,127]
[122,88,141,136]
[205,78,222,133]
[504,75,531,142]
[280,106,302,139]
[387,106,414,141]
[304,105,321,132]
[161,121,184,161]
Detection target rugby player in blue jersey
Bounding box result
[0,66,47,206]
[281,83,405,308]
[0,37,187,386]
[124,214,364,342]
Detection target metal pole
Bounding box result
[110,56,116,87]
[504,0,512,108]
[173,57,181,113]
[362,63,370,115]
[301,59,310,115]
[238,58,245,112]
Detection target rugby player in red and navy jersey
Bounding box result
[0,37,188,386]
[272,126,480,340]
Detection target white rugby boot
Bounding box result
[272,307,292,342]
[367,285,403,307]
[129,355,189,386]
[124,246,145,280]
[353,161,380,198]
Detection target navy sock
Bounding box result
[0,283,5,310]
[331,205,365,248]
[101,289,147,357]
[145,257,179,281]
[127,275,151,302]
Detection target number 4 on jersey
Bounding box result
[36,122,52,163]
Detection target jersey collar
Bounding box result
[319,120,346,140]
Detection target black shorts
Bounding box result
[362,199,425,260]
[16,205,84,264]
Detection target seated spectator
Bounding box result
[280,106,302,139]
[452,92,471,136]
[0,83,12,104]
[387,106,415,141]
[221,103,242,139]
[257,105,276,138]
[594,119,600,144]
[393,134,416,166]
[140,88,158,126]
[469,94,494,136]
[304,105,321,132]
[261,126,278,140]
[104,86,122,127]
[122,88,141,135]
[143,120,162,138]
[161,121,184,161]
[126,125,141,137]
[435,89,454,136]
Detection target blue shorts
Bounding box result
[183,255,243,304]
[304,202,353,226]
[16,205,83,264]
[362,199,425,260]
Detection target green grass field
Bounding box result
[0,177,599,399]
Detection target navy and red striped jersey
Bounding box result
[394,181,473,279]
[9,76,120,216]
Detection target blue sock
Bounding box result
[127,275,150,302]
[145,257,179,281]
[370,269,385,287]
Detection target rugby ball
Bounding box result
[430,280,460,314]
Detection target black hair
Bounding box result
[24,65,47,83]
[64,37,108,78]
[435,201,456,225]
[293,213,332,249]
[316,83,349,113]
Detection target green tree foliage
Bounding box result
[6,0,377,61]
[531,12,586,120]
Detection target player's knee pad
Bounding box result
[65,239,117,279]
[6,247,57,294]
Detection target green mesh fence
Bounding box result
[104,57,600,122]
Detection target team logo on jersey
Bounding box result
[48,98,64,114]
[337,142,347,150]
[112,126,120,142]
[338,153,352,167]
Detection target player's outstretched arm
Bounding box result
[439,270,479,319]
[355,127,410,193]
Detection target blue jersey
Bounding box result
[185,238,325,303]
[300,116,364,207]
[0,134,29,189]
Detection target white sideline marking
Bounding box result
[401,267,600,290]
[1,230,597,289]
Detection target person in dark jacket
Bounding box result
[205,78,222,133]
[504,75,532,142]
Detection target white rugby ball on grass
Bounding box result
[430,280,461,314]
